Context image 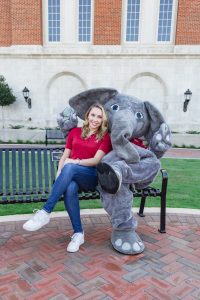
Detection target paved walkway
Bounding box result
[1,213,200,300]
[164,148,200,159]
[0,148,200,300]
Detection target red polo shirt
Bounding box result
[65,127,112,159]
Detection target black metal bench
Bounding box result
[45,129,65,146]
[0,147,168,233]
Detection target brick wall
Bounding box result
[0,0,42,46]
[0,1,12,46]
[176,0,200,44]
[94,0,122,45]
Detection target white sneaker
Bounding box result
[23,209,50,231]
[67,232,84,252]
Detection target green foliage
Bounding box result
[28,127,38,130]
[9,124,24,129]
[0,75,16,107]
[186,131,200,134]
[173,144,200,149]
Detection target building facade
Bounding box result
[0,0,200,132]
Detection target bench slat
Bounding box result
[37,149,43,193]
[11,149,17,195]
[25,149,31,194]
[18,149,23,194]
[31,148,37,193]
[5,149,10,194]
[43,148,50,193]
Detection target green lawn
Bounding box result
[0,158,199,216]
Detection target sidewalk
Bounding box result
[0,148,200,300]
[1,212,200,299]
[164,148,200,159]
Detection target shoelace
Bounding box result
[32,209,43,221]
[70,233,82,243]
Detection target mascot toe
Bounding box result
[111,230,144,255]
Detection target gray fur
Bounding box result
[58,88,172,255]
[69,88,118,120]
[69,89,171,162]
[57,106,78,138]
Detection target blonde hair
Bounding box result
[81,104,108,140]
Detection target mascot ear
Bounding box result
[144,101,165,140]
[69,88,118,120]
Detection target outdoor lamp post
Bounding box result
[183,89,192,112]
[22,86,32,109]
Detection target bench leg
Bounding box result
[137,196,146,217]
[159,192,166,233]
[159,169,168,233]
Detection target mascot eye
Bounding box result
[135,112,144,119]
[111,104,119,111]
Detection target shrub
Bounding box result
[0,76,16,128]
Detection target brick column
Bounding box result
[11,0,42,45]
[176,0,200,44]
[0,0,12,46]
[94,0,122,45]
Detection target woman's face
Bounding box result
[87,107,103,131]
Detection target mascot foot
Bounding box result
[97,162,122,194]
[111,230,145,255]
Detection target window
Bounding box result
[79,0,91,42]
[48,0,60,42]
[126,0,140,42]
[157,0,173,42]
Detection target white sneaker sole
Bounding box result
[23,220,49,231]
[67,240,84,253]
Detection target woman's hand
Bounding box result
[64,158,80,165]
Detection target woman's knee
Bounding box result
[61,163,77,176]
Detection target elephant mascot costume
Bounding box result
[57,88,172,255]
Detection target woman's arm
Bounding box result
[64,149,106,167]
[56,148,71,177]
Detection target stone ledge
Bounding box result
[172,133,200,147]
[0,128,46,143]
[0,129,199,147]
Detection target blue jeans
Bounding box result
[43,164,98,233]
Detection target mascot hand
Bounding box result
[149,123,172,158]
[57,106,78,137]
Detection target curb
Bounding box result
[0,207,200,223]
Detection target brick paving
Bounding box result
[1,148,200,300]
[164,148,200,159]
[0,212,200,300]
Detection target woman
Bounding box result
[23,104,111,252]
